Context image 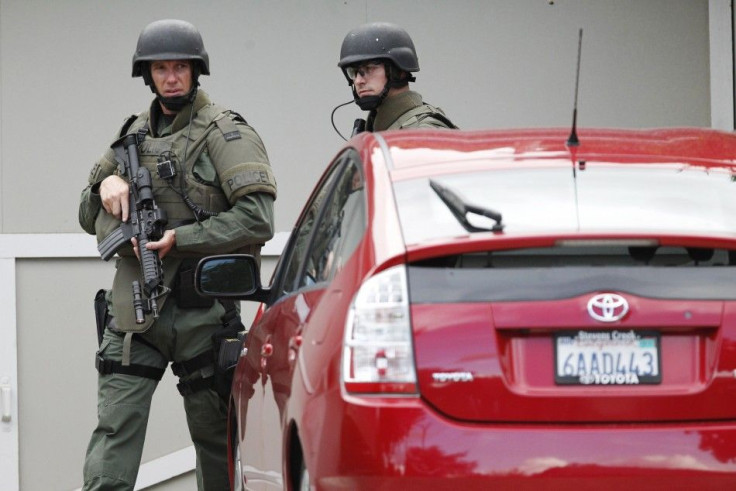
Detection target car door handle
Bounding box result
[290,335,303,350]
[261,342,274,358]
[288,335,304,364]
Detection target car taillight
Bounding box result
[342,264,418,395]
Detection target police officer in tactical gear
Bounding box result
[79,19,277,490]
[338,21,457,132]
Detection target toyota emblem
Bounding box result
[587,293,629,322]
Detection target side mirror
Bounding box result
[195,255,270,302]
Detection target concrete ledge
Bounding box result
[134,446,195,491]
[71,445,195,491]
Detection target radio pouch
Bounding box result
[213,333,244,401]
[211,299,246,400]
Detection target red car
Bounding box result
[196,128,736,490]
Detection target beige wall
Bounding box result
[0,0,713,236]
[0,1,724,490]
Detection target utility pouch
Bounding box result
[212,298,245,400]
[213,333,245,401]
[175,259,215,309]
[218,335,243,371]
[94,289,109,347]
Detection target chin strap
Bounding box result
[352,64,414,111]
[156,85,199,112]
[355,95,383,111]
[353,84,390,111]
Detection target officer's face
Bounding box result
[351,62,388,98]
[150,60,193,106]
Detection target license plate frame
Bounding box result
[554,330,661,385]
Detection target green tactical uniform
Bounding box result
[366,90,454,131]
[79,89,276,490]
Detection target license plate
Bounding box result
[554,330,661,385]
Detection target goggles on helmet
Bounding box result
[345,61,384,81]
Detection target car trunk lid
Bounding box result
[408,245,736,424]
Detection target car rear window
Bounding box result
[392,162,736,245]
[408,244,736,302]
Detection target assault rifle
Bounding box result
[97,133,168,324]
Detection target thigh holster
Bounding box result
[95,355,166,381]
[171,351,216,396]
[95,327,167,381]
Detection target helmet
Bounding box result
[338,22,419,73]
[338,22,419,110]
[132,19,210,80]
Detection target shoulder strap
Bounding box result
[118,114,139,137]
[188,104,248,143]
[118,112,151,144]
[214,113,242,141]
[228,110,248,124]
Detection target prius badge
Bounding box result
[587,293,629,322]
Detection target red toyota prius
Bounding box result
[197,128,736,490]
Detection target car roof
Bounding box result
[359,127,736,176]
[349,128,736,249]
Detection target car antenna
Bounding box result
[566,28,583,147]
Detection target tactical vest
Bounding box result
[391,103,457,130]
[95,103,259,334]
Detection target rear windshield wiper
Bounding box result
[429,179,504,233]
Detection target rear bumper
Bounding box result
[305,394,736,490]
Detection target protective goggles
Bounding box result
[345,61,384,81]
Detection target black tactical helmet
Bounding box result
[338,22,419,76]
[132,19,210,82]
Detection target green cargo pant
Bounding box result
[83,299,229,491]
